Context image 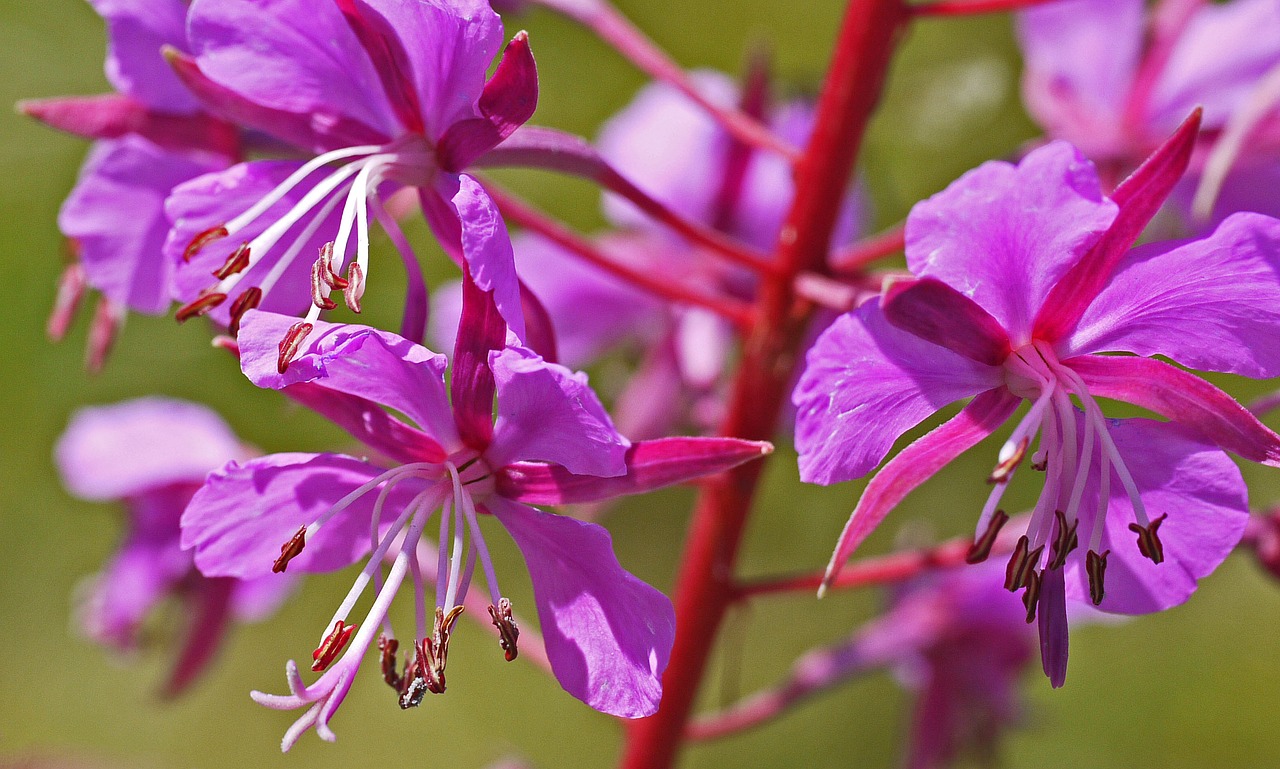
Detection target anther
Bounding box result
[1021,570,1043,624]
[277,321,313,374]
[211,242,251,279]
[378,634,401,690]
[1086,549,1110,605]
[227,287,263,336]
[488,598,520,662]
[1048,510,1080,570]
[310,260,337,310]
[272,526,307,573]
[1003,535,1043,592]
[311,620,356,672]
[317,242,348,289]
[1128,513,1168,565]
[966,510,1009,564]
[48,263,86,341]
[184,225,228,262]
[1031,451,1048,472]
[343,262,365,314]
[988,437,1029,484]
[414,606,466,698]
[175,291,228,323]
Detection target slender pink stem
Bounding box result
[829,223,906,273]
[910,0,1057,16]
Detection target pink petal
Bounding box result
[91,0,200,111]
[334,0,428,134]
[880,277,1011,366]
[438,31,539,171]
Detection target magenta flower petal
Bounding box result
[793,301,1004,485]
[496,437,772,505]
[181,452,425,579]
[881,277,1012,366]
[55,397,246,500]
[1064,212,1280,376]
[448,264,506,451]
[59,137,223,315]
[1063,418,1248,614]
[82,532,190,648]
[440,173,525,339]
[238,311,460,454]
[282,383,448,466]
[92,0,200,112]
[487,497,674,718]
[485,346,629,476]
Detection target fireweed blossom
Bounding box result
[793,127,1280,685]
[1018,0,1280,229]
[163,0,537,341]
[180,306,771,748]
[55,398,292,696]
[20,0,237,362]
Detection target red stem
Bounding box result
[618,2,908,767]
[829,223,906,273]
[909,0,1057,16]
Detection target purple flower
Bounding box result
[164,0,538,342]
[180,302,770,748]
[792,127,1280,685]
[55,397,291,697]
[1017,0,1280,228]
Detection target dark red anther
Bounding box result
[211,241,251,279]
[1129,513,1168,564]
[184,224,228,262]
[1048,510,1080,570]
[317,242,348,289]
[343,262,365,314]
[966,509,1009,564]
[1003,535,1043,592]
[1021,570,1043,624]
[311,620,356,672]
[378,634,401,689]
[487,598,520,662]
[988,436,1029,484]
[227,287,263,336]
[175,291,228,323]
[277,321,314,374]
[399,640,431,709]
[310,260,337,311]
[48,263,86,341]
[272,525,307,573]
[1086,549,1110,606]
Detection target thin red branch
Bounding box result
[829,222,906,273]
[909,0,1057,16]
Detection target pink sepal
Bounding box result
[438,32,538,171]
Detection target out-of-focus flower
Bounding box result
[793,129,1280,685]
[55,397,291,697]
[1017,0,1280,229]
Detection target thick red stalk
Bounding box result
[618,2,907,767]
[910,0,1057,16]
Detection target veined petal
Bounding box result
[1068,354,1280,466]
[496,437,771,505]
[905,141,1117,344]
[487,497,674,718]
[238,312,459,454]
[821,389,1022,589]
[1063,418,1248,614]
[1063,213,1280,377]
[282,384,447,466]
[91,0,200,112]
[437,31,538,171]
[793,301,1004,486]
[56,397,246,500]
[486,346,629,476]
[181,452,425,579]
[881,277,1011,366]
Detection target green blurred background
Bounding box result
[3,1,1279,767]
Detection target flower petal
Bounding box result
[56,397,246,500]
[1063,212,1280,376]
[438,31,539,171]
[438,174,525,339]
[881,277,1011,366]
[486,345,629,476]
[91,0,200,111]
[487,497,674,718]
[80,535,190,649]
[905,141,1117,344]
[793,301,1004,486]
[496,437,772,505]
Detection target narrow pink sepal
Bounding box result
[334,0,426,135]
[820,388,1020,593]
[881,277,1012,366]
[496,437,773,505]
[160,577,235,699]
[451,265,506,451]
[18,94,236,155]
[1033,109,1202,341]
[1067,354,1280,466]
[438,31,538,172]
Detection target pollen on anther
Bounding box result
[272,525,307,573]
[277,321,314,374]
[212,242,252,279]
[344,263,365,314]
[184,225,228,262]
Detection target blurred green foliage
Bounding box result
[2,1,1278,767]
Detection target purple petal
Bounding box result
[881,277,1012,366]
[91,0,200,111]
[56,397,245,500]
[436,174,525,339]
[1063,418,1248,614]
[238,311,460,454]
[162,576,236,698]
[487,497,674,718]
[282,383,448,466]
[230,572,297,622]
[59,137,223,315]
[438,31,539,171]
[486,345,629,476]
[187,0,398,139]
[449,263,505,451]
[821,389,1022,587]
[496,437,772,505]
[1016,0,1144,158]
[1068,354,1280,466]
[80,535,190,649]
[793,301,1005,486]
[181,452,425,579]
[1063,213,1280,377]
[905,141,1118,344]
